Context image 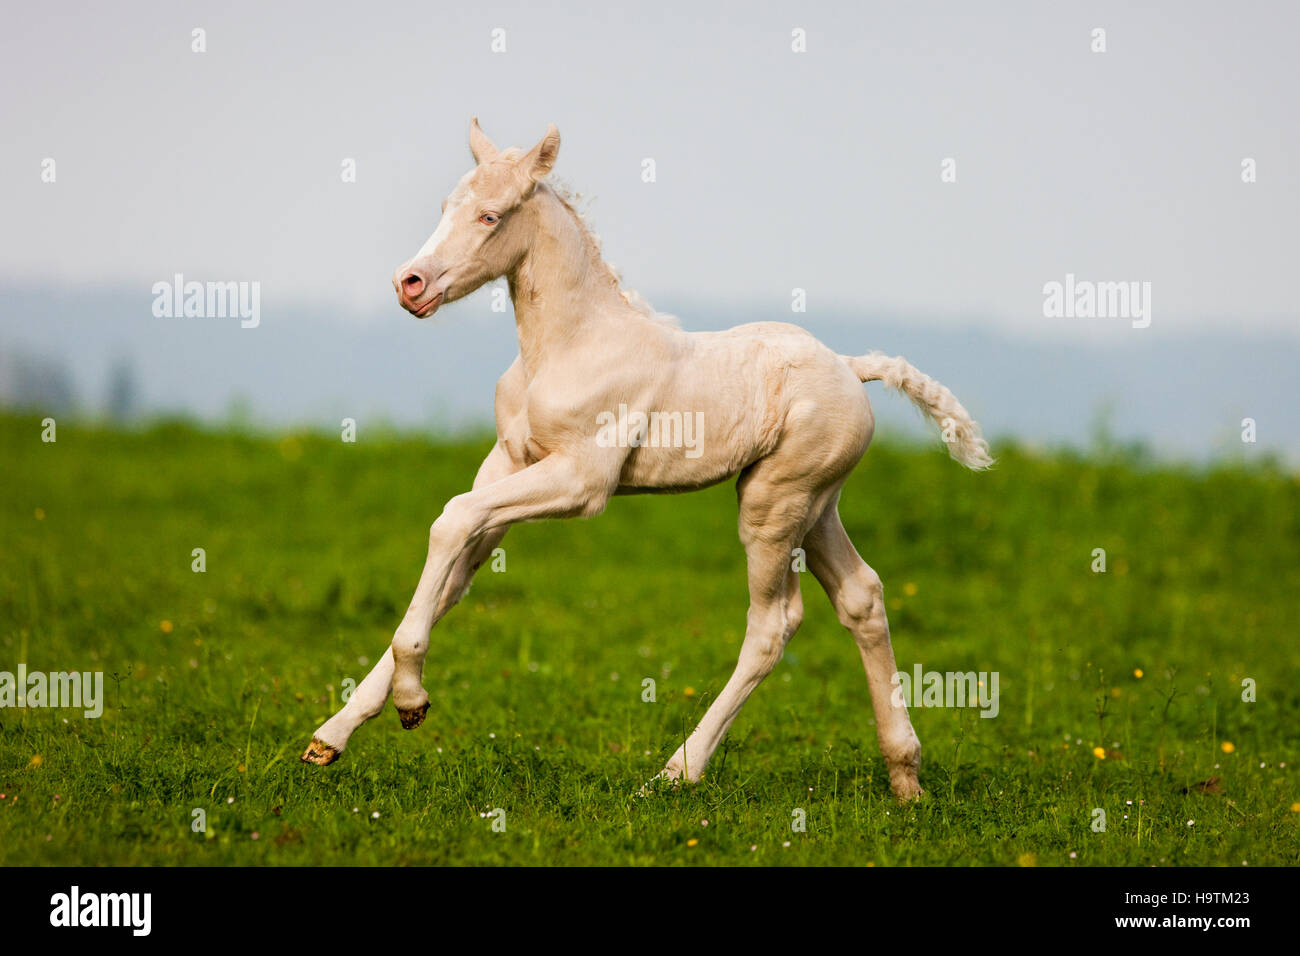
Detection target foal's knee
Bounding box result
[430,494,478,548]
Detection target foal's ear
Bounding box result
[518,124,561,183]
[469,117,500,164]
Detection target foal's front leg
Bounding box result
[389,452,617,725]
[302,443,519,764]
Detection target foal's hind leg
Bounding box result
[805,503,923,800]
[654,469,820,785]
[657,557,803,784]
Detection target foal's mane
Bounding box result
[541,176,679,328]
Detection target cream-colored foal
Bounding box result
[301,120,992,800]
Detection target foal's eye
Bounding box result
[479,213,500,225]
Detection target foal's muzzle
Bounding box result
[393,260,445,317]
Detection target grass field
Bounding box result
[1,411,1298,866]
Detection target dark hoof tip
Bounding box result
[398,703,429,730]
[301,739,340,766]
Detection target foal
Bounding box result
[301,120,992,800]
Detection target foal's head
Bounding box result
[393,119,560,317]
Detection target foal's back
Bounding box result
[607,316,874,493]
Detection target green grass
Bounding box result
[1,412,1298,865]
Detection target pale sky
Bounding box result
[2,0,1297,340]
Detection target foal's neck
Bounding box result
[506,185,632,376]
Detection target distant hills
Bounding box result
[2,280,1296,464]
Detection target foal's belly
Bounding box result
[614,466,740,496]
[614,438,754,492]
[614,476,735,496]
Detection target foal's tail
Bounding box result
[841,352,995,471]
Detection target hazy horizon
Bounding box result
[3,276,1296,467]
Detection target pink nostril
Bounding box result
[403,273,425,298]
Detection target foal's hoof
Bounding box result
[890,777,925,802]
[636,764,689,797]
[637,776,681,798]
[300,738,339,766]
[398,703,429,730]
